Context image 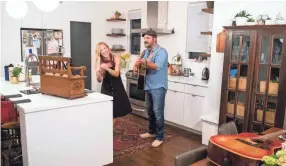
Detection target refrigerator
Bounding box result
[20,28,64,74]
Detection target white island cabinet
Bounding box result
[1,77,114,166]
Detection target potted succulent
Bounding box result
[114,11,121,19]
[246,18,256,25]
[11,67,22,84]
[235,10,251,25]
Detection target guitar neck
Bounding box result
[256,130,286,141]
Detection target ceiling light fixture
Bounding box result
[5,0,28,19]
[33,0,60,12]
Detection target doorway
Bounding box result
[70,21,92,90]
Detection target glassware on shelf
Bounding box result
[272,38,282,64]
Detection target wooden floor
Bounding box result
[107,114,202,166]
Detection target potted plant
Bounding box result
[275,12,285,24]
[114,11,121,19]
[265,16,273,25]
[120,52,131,69]
[11,67,22,84]
[206,1,214,8]
[269,77,279,95]
[235,10,251,26]
[246,18,255,25]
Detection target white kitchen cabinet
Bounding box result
[186,2,210,53]
[165,89,184,125]
[183,93,205,131]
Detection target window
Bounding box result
[130,19,141,55]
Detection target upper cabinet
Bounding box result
[186,2,210,53]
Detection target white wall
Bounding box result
[205,1,286,123]
[1,1,145,91]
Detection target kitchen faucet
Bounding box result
[25,52,39,87]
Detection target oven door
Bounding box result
[127,79,146,108]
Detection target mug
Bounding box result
[184,68,191,77]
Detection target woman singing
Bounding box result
[95,42,132,129]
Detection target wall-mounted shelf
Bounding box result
[106,34,126,37]
[111,49,125,52]
[106,18,126,22]
[200,53,211,57]
[201,31,212,35]
[202,8,213,14]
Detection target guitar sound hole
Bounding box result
[236,138,270,150]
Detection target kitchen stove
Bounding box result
[125,70,148,118]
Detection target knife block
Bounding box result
[38,56,87,99]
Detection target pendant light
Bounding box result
[33,0,60,12]
[5,0,28,19]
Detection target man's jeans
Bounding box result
[145,87,167,141]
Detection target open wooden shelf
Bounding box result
[202,8,213,14]
[200,53,211,57]
[106,18,126,22]
[106,34,126,37]
[201,31,212,35]
[111,49,125,52]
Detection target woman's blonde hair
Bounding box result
[95,42,111,64]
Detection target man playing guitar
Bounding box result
[133,29,168,148]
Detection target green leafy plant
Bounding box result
[272,77,279,83]
[11,67,22,77]
[115,11,121,17]
[235,10,251,18]
[247,18,255,22]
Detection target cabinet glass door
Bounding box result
[226,33,252,133]
[251,34,284,133]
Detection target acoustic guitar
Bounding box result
[136,50,146,90]
[207,130,286,166]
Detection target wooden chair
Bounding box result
[38,56,87,99]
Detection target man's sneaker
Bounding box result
[140,133,156,139]
[151,140,163,148]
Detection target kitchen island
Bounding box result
[1,76,114,166]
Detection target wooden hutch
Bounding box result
[219,25,286,133]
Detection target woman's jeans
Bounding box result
[145,87,167,141]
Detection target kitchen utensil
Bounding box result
[184,68,191,77]
[202,67,209,80]
[111,28,124,34]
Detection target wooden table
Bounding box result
[191,127,283,166]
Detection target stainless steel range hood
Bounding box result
[131,1,174,35]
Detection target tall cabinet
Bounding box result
[219,25,286,133]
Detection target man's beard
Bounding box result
[144,42,151,48]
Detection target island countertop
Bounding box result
[1,76,113,114]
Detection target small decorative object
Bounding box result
[171,53,182,76]
[11,66,22,84]
[273,39,282,64]
[246,17,256,25]
[275,13,285,24]
[257,14,270,25]
[261,149,286,166]
[235,10,251,26]
[265,16,273,25]
[216,29,226,53]
[114,11,121,19]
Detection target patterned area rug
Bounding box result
[113,114,177,159]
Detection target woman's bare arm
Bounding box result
[104,55,121,77]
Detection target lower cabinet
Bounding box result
[183,93,205,131]
[165,89,184,126]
